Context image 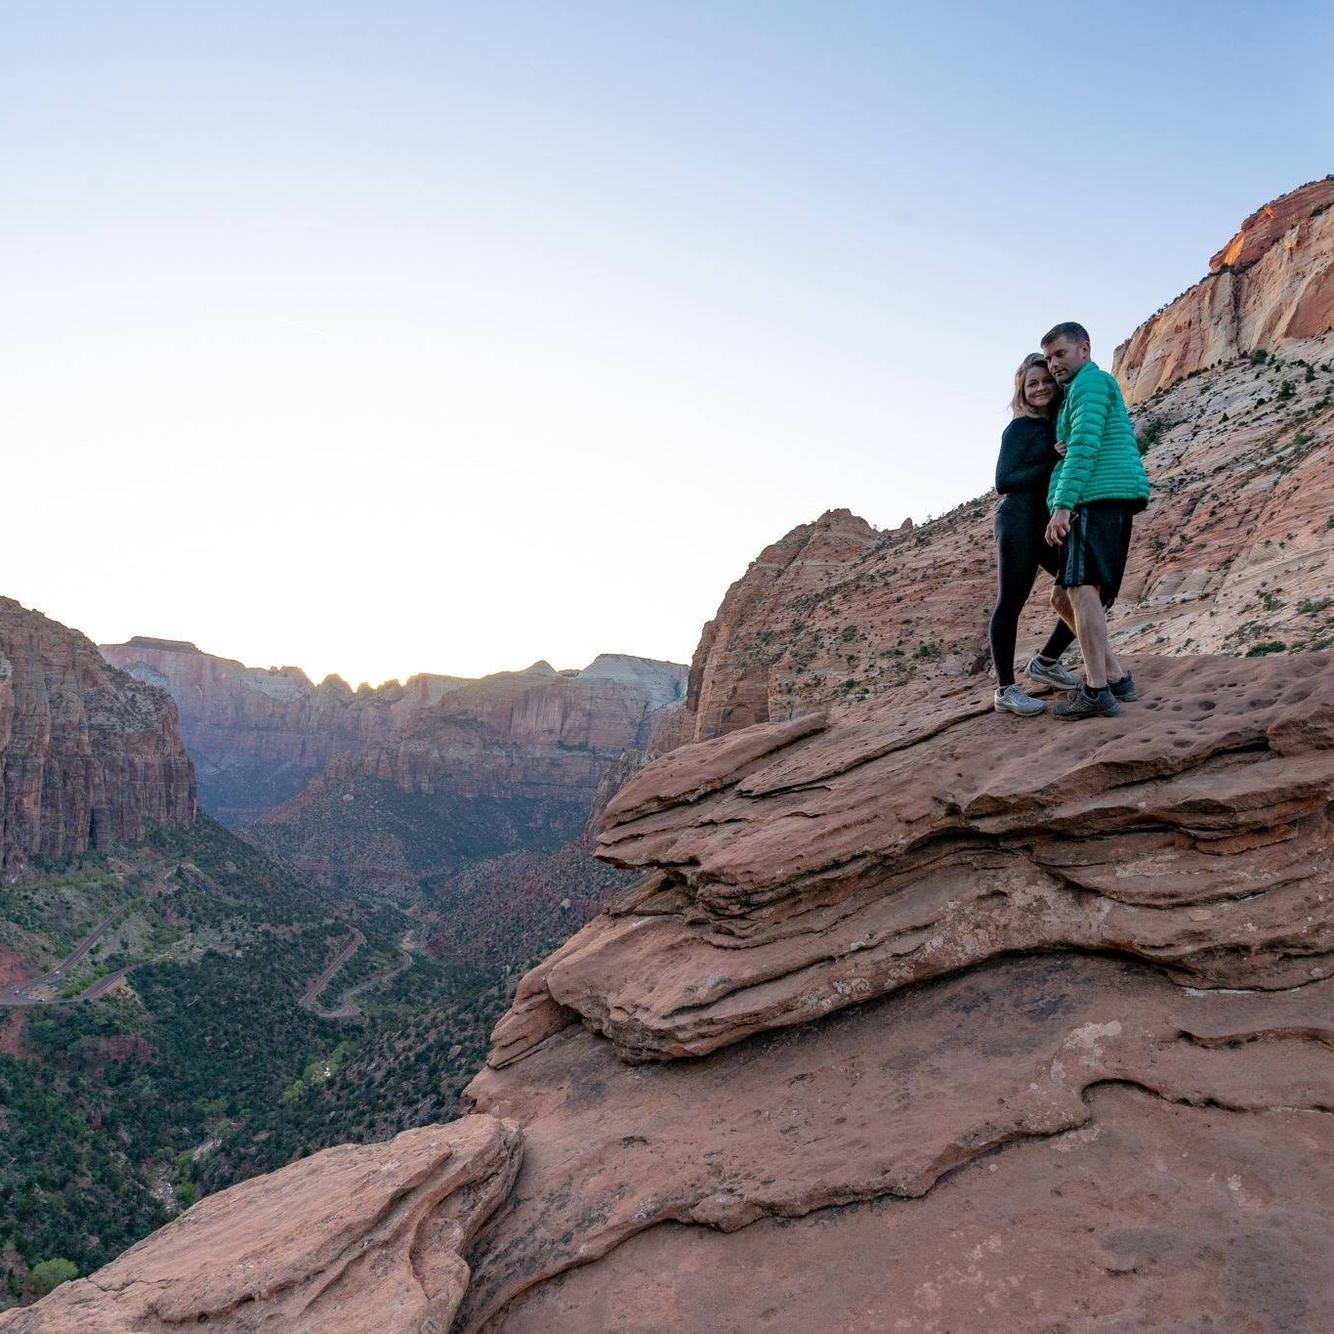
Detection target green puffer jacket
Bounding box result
[1047,361,1151,511]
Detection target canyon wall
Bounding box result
[1114,177,1334,405]
[1,602,195,870]
[99,637,469,825]
[247,656,686,893]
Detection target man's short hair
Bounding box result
[1041,321,1091,347]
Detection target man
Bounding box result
[1041,322,1151,720]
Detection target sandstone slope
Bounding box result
[1,602,195,869]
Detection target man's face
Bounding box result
[1044,335,1091,384]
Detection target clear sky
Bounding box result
[2,2,1329,684]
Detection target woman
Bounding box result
[990,352,1082,715]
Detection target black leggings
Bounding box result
[989,503,1076,688]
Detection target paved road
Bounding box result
[0,912,125,1006]
[0,864,179,1008]
[299,928,366,1010]
[308,931,416,1021]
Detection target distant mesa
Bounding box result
[125,635,201,652]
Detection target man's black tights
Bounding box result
[990,517,1076,688]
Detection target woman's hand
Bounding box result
[1054,439,1068,457]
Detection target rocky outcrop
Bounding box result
[0,602,195,870]
[21,654,1333,1331]
[461,651,1334,1330]
[247,656,686,894]
[687,509,878,740]
[99,637,470,824]
[1115,177,1334,405]
[497,653,1334,1063]
[678,332,1334,740]
[0,1116,521,1332]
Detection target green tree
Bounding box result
[30,1257,79,1295]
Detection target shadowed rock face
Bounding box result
[247,656,687,894]
[0,602,195,869]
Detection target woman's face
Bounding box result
[1024,364,1056,411]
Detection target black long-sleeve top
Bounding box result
[995,416,1059,518]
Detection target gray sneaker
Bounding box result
[1053,686,1122,721]
[1026,656,1082,691]
[1109,672,1139,702]
[994,684,1046,717]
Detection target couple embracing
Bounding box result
[989,322,1151,720]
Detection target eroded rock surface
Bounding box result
[461,953,1334,1330]
[491,655,1334,1063]
[0,1116,521,1333]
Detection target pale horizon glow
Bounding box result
[2,2,1329,685]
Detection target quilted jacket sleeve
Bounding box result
[1049,372,1109,511]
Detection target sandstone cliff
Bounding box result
[1115,177,1334,405]
[0,603,195,870]
[247,656,686,895]
[99,637,469,824]
[13,654,1332,1331]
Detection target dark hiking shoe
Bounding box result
[1026,656,1082,691]
[994,684,1045,717]
[1109,673,1139,702]
[1054,685,1122,721]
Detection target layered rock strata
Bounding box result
[0,1115,521,1332]
[495,653,1334,1064]
[0,602,195,870]
[1116,177,1334,405]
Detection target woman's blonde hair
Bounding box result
[1010,352,1062,420]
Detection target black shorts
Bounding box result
[1057,501,1137,601]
